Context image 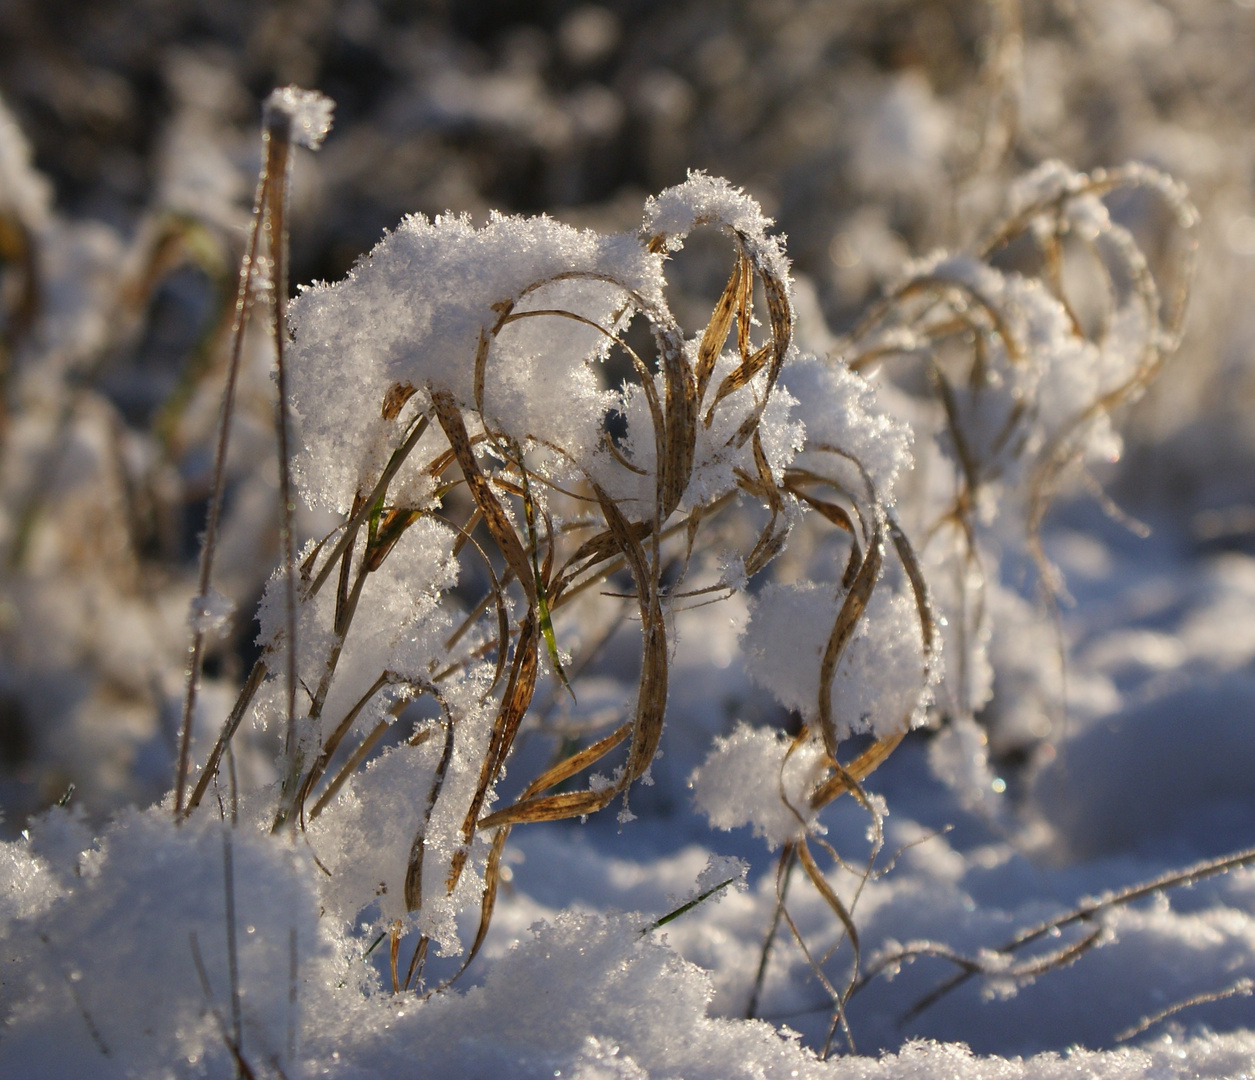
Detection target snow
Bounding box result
[287,212,664,512]
[263,87,335,150]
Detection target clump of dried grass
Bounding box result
[171,80,1203,1058]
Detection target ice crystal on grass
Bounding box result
[263,86,335,149]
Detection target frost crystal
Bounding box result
[188,589,235,638]
[263,86,335,149]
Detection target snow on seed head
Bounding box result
[263,86,335,148]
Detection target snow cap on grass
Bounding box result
[781,354,914,503]
[643,170,790,285]
[902,251,1133,484]
[262,85,335,148]
[743,580,933,739]
[288,213,664,511]
[689,723,828,847]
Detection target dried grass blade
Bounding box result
[189,932,258,1080]
[809,730,906,810]
[404,716,456,911]
[596,485,668,786]
[381,381,418,421]
[363,508,421,573]
[296,671,394,822]
[603,429,647,474]
[817,529,883,759]
[796,838,862,1058]
[696,258,742,406]
[736,251,753,362]
[746,844,798,1020]
[903,842,1255,1021]
[260,120,303,816]
[174,120,271,816]
[440,517,511,692]
[796,839,860,973]
[888,517,937,659]
[303,413,431,602]
[786,485,858,534]
[432,390,534,603]
[705,342,771,424]
[184,657,268,816]
[477,786,619,828]
[515,444,573,699]
[475,722,632,830]
[425,825,512,998]
[657,323,697,520]
[448,614,539,890]
[1115,977,1255,1044]
[307,718,388,821]
[562,521,652,574]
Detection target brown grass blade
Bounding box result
[809,730,907,811]
[447,613,539,891]
[184,657,268,816]
[475,722,632,830]
[404,716,456,911]
[596,485,668,787]
[477,786,620,828]
[696,257,743,406]
[657,322,697,521]
[736,251,753,363]
[705,342,771,425]
[432,390,535,603]
[476,482,667,831]
[888,517,937,661]
[303,412,432,602]
[174,120,272,816]
[817,526,883,760]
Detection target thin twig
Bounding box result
[264,110,300,812]
[1115,977,1254,1043]
[892,843,1255,1022]
[174,131,270,817]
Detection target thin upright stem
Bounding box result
[173,153,270,817]
[263,117,300,820]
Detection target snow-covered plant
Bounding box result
[833,160,1197,769]
[169,105,942,993]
